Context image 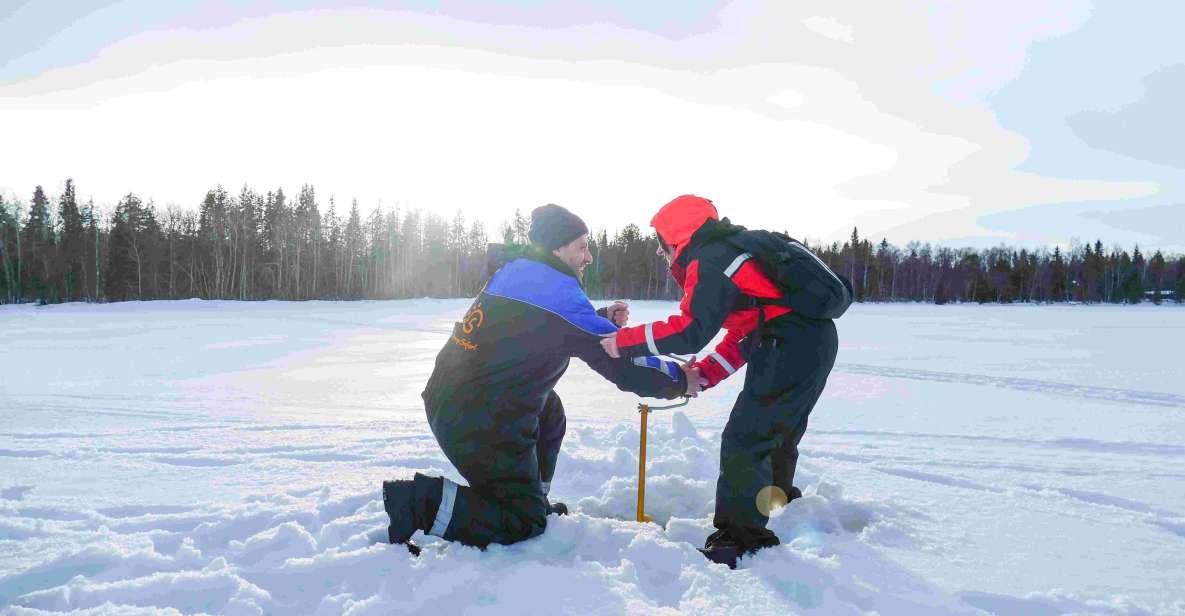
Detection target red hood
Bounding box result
[651,195,719,262]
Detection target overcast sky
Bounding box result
[1,1,1182,251]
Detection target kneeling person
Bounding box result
[384,204,701,552]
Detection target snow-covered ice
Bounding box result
[2,300,1184,615]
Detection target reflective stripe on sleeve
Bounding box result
[710,352,737,375]
[645,322,659,355]
[428,478,459,537]
[632,356,680,381]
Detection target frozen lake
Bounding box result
[2,300,1184,615]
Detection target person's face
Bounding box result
[553,234,593,280]
[655,239,673,266]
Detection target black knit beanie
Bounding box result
[528,204,589,250]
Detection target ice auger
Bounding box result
[635,396,690,523]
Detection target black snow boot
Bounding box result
[699,528,780,569]
[699,528,740,568]
[699,540,742,569]
[547,498,569,516]
[382,473,443,556]
[383,479,421,555]
[703,528,729,548]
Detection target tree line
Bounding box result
[817,228,1185,304]
[2,181,1183,305]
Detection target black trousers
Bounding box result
[713,316,838,544]
[426,391,566,547]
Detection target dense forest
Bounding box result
[2,180,1183,305]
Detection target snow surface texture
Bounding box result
[2,300,1184,615]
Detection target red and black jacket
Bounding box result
[614,195,792,389]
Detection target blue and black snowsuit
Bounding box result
[418,249,687,547]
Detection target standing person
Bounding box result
[383,204,704,554]
[600,195,843,568]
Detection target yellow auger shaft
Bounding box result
[637,403,652,523]
[635,395,687,523]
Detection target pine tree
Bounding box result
[22,186,54,303]
[106,194,159,300]
[1148,250,1166,303]
[383,208,402,297]
[322,196,340,297]
[1010,249,1030,302]
[198,186,230,298]
[499,221,515,245]
[847,227,860,298]
[1174,257,1185,303]
[422,212,450,297]
[1083,240,1104,302]
[1050,247,1067,301]
[344,198,363,296]
[286,185,313,298]
[86,199,102,301]
[465,219,488,295]
[614,224,645,298]
[56,179,85,301]
[448,210,467,296]
[512,209,530,245]
[161,205,186,299]
[234,185,261,300]
[988,247,1013,302]
[0,194,17,302]
[875,238,890,300]
[365,206,386,298]
[1116,248,1143,304]
[261,188,289,297]
[400,209,423,296]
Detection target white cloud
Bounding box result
[767,89,804,109]
[0,1,1167,248]
[803,16,854,45]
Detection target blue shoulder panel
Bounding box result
[485,259,618,336]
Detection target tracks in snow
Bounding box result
[835,362,1185,409]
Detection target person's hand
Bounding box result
[605,301,630,327]
[600,333,620,358]
[682,356,709,397]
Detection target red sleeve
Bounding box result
[615,259,738,358]
[694,327,748,388]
